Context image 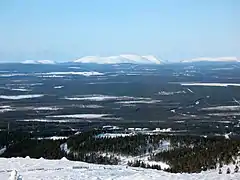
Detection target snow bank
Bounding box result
[1,157,239,180]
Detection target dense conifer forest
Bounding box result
[1,130,240,173]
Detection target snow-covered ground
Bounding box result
[0,94,44,100]
[47,114,110,119]
[1,157,240,180]
[38,71,103,76]
[180,82,240,87]
[64,95,150,102]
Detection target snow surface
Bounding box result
[0,105,14,113]
[54,86,64,89]
[33,107,62,111]
[74,54,161,64]
[22,60,55,64]
[181,56,239,63]
[17,119,71,123]
[0,94,44,100]
[10,88,30,92]
[0,73,28,77]
[96,133,134,138]
[181,83,240,87]
[47,114,110,119]
[36,136,68,140]
[38,71,103,76]
[0,146,6,155]
[158,91,186,96]
[64,95,150,102]
[1,157,240,180]
[201,106,240,111]
[116,100,161,104]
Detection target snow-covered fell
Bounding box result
[74,54,161,64]
[181,57,240,63]
[1,157,240,180]
[22,60,56,64]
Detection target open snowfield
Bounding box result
[1,157,240,180]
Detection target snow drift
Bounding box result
[1,157,240,180]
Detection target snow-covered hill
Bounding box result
[21,60,56,64]
[181,57,240,63]
[1,157,240,180]
[74,55,161,64]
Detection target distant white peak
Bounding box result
[22,60,55,64]
[22,60,37,64]
[74,54,161,64]
[182,56,239,63]
[142,55,161,64]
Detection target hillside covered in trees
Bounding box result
[1,129,240,173]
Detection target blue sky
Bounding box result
[0,0,239,62]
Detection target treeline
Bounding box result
[2,130,240,173]
[67,152,119,165]
[127,160,162,170]
[150,137,240,173]
[2,139,64,159]
[67,132,171,156]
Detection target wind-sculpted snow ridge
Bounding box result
[1,157,240,180]
[74,54,161,64]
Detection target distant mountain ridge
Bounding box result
[74,54,161,64]
[181,57,240,63]
[19,56,240,65]
[22,60,56,64]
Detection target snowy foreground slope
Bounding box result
[1,158,240,180]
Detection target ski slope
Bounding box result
[1,157,240,180]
